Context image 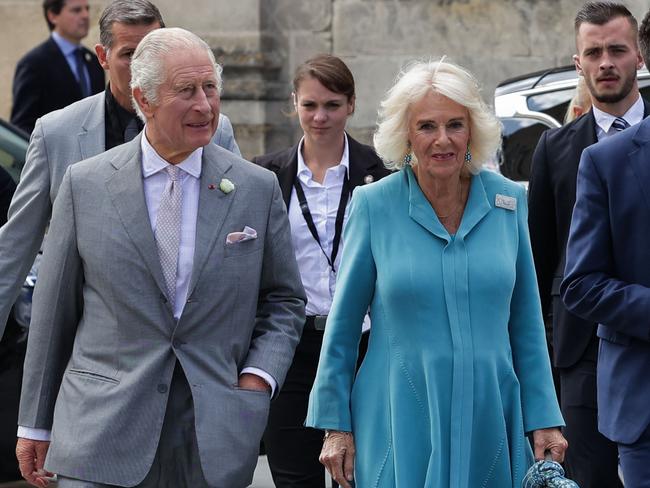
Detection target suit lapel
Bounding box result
[348,135,378,188]
[46,37,80,94]
[628,119,650,211]
[571,111,598,164]
[105,136,167,296]
[78,93,106,160]
[274,145,299,208]
[188,144,236,295]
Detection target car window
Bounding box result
[499,118,552,182]
[0,122,28,182]
[527,88,575,125]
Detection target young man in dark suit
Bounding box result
[528,2,647,487]
[562,8,650,485]
[10,0,105,134]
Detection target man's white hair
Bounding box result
[130,27,223,122]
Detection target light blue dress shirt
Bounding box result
[51,31,89,89]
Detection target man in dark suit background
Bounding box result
[562,9,650,485]
[10,0,105,134]
[528,2,646,487]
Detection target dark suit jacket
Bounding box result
[252,134,392,209]
[528,100,649,369]
[10,37,104,135]
[561,117,650,444]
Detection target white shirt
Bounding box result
[288,135,372,332]
[593,94,644,141]
[141,133,201,319]
[289,135,350,316]
[18,133,273,441]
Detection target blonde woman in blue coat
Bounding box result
[306,59,568,488]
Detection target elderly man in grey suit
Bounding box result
[16,27,305,488]
[0,0,241,341]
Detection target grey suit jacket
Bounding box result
[18,136,306,487]
[0,91,241,338]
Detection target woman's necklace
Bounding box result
[434,180,464,220]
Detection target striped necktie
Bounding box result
[611,117,630,132]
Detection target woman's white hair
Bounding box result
[130,27,223,122]
[373,58,501,173]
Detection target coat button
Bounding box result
[157,384,168,393]
[172,339,181,348]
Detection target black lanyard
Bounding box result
[293,172,350,274]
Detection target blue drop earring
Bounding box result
[404,142,413,165]
[464,146,472,164]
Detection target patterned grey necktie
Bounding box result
[611,117,630,132]
[155,165,182,308]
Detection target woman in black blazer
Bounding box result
[253,54,390,488]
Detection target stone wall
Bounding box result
[1,0,649,159]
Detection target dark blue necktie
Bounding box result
[74,48,90,98]
[611,117,630,132]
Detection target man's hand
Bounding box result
[16,438,53,487]
[532,427,568,462]
[237,373,271,393]
[320,431,355,488]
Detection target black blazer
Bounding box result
[10,37,104,135]
[528,99,650,368]
[252,134,392,209]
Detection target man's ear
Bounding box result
[636,49,644,70]
[95,44,109,70]
[132,87,153,118]
[46,10,59,30]
[573,54,583,76]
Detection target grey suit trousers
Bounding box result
[57,363,209,488]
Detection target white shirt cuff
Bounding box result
[241,367,277,396]
[17,426,52,441]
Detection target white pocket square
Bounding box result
[226,226,258,245]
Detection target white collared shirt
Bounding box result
[141,132,201,320]
[593,94,644,141]
[289,135,350,317]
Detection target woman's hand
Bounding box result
[319,430,355,488]
[532,427,568,462]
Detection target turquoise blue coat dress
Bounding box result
[306,167,563,488]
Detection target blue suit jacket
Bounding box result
[561,117,650,444]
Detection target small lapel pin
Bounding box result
[208,184,216,190]
[363,175,374,184]
[495,194,516,211]
[84,52,92,63]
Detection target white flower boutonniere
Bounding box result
[219,178,235,194]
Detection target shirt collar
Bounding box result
[140,129,202,179]
[296,133,350,179]
[51,31,80,56]
[592,94,644,133]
